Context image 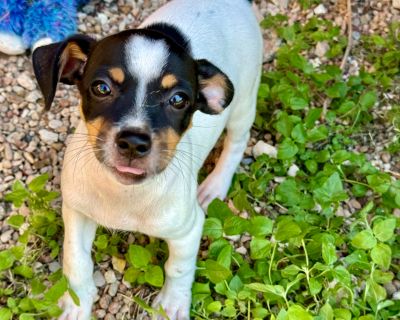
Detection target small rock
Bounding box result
[48,261,61,272]
[393,291,400,300]
[104,314,116,320]
[97,13,108,25]
[48,119,63,130]
[384,282,397,297]
[16,73,36,90]
[108,301,120,314]
[393,208,400,218]
[252,141,277,158]
[4,143,13,161]
[314,4,327,15]
[99,296,111,309]
[236,246,247,255]
[315,41,329,57]
[111,256,126,273]
[104,270,117,284]
[108,282,119,297]
[39,129,58,144]
[349,199,362,210]
[393,0,400,9]
[0,229,13,243]
[381,152,391,163]
[26,90,41,103]
[93,270,106,287]
[274,176,285,183]
[225,234,240,242]
[287,164,299,177]
[95,309,106,319]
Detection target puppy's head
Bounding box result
[32,25,234,184]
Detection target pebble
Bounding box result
[99,296,111,309]
[95,309,106,319]
[104,314,116,320]
[4,143,13,161]
[39,129,58,144]
[252,141,277,158]
[0,230,13,243]
[108,282,119,297]
[108,301,120,314]
[48,119,63,130]
[349,199,362,210]
[236,246,247,255]
[287,164,299,177]
[111,256,126,273]
[393,0,400,10]
[105,270,117,284]
[381,152,391,163]
[26,90,41,103]
[48,261,61,272]
[315,41,329,57]
[94,270,106,287]
[16,73,36,90]
[314,4,327,15]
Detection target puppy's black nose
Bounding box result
[116,129,152,158]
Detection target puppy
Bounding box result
[32,0,262,318]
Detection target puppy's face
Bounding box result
[32,26,234,184]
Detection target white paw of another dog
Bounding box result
[151,287,191,320]
[198,172,231,210]
[58,291,93,320]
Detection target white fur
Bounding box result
[59,0,263,319]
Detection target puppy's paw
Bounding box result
[58,289,94,320]
[151,287,191,320]
[198,173,231,210]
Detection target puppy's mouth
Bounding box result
[110,164,148,184]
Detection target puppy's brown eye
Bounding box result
[169,93,189,109]
[91,81,111,97]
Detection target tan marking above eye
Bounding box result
[161,74,178,89]
[109,67,125,84]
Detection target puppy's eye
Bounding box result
[169,93,189,109]
[91,81,111,97]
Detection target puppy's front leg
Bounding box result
[152,205,205,320]
[58,204,97,320]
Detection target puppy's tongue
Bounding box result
[115,165,145,175]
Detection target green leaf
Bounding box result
[276,112,294,138]
[322,239,337,265]
[0,250,15,271]
[6,214,25,228]
[127,245,151,269]
[207,199,233,220]
[44,276,68,302]
[275,179,301,207]
[13,265,34,279]
[372,218,396,242]
[367,173,391,194]
[204,260,232,284]
[0,308,12,320]
[307,125,328,142]
[351,230,377,250]
[223,216,249,235]
[277,138,298,159]
[4,181,29,207]
[145,265,164,287]
[217,245,232,269]
[250,237,271,260]
[287,305,313,320]
[319,302,334,320]
[94,234,108,250]
[326,82,347,98]
[246,283,285,297]
[309,278,322,295]
[366,279,386,307]
[359,91,377,109]
[28,173,49,192]
[333,308,352,320]
[313,172,348,204]
[124,267,141,283]
[203,218,223,239]
[291,123,307,144]
[275,218,302,241]
[20,314,35,320]
[248,216,273,236]
[289,97,308,110]
[207,301,222,313]
[371,243,391,269]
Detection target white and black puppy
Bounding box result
[32,0,262,319]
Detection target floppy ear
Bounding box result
[196,59,234,114]
[32,34,96,110]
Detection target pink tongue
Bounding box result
[116,165,145,175]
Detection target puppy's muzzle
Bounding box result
[115,128,152,158]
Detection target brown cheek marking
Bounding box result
[85,117,104,147]
[109,67,125,84]
[153,128,181,172]
[161,74,178,89]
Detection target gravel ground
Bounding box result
[0,0,399,319]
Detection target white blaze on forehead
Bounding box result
[125,36,169,108]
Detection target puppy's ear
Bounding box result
[196,59,234,114]
[32,35,96,110]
